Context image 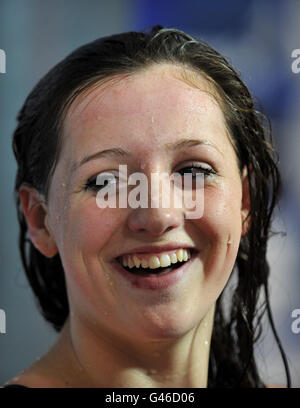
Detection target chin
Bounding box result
[132,307,205,340]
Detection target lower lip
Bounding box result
[110,251,197,290]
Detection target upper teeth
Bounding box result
[120,248,191,269]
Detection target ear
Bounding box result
[240,166,251,237]
[19,183,58,258]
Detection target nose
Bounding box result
[126,167,186,236]
[127,206,184,236]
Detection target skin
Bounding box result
[9,63,251,388]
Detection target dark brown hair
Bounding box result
[12,25,290,387]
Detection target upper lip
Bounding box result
[114,243,197,260]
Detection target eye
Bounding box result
[84,171,119,193]
[175,163,216,188]
[177,164,215,178]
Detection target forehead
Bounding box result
[62,64,229,156]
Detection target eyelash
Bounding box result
[177,165,215,178]
[83,165,216,192]
[84,173,118,192]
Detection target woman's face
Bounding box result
[44,64,249,342]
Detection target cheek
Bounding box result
[192,182,242,287]
[58,202,125,307]
[67,203,123,254]
[55,198,123,285]
[195,181,242,239]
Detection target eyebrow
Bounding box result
[70,138,223,174]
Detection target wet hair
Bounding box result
[12,25,290,387]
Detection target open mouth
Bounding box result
[115,248,197,277]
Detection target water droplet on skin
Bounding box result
[104,271,115,288]
[151,116,154,123]
[204,340,209,346]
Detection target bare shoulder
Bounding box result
[1,325,83,388]
[1,355,68,388]
[2,368,63,388]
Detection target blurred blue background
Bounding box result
[0,0,299,387]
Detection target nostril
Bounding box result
[127,207,183,236]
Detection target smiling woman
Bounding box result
[4,25,290,388]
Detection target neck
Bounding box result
[56,303,215,388]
